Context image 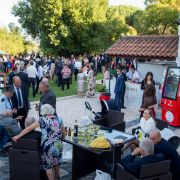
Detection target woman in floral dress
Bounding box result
[13,104,65,180]
[87,63,96,98]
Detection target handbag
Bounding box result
[94,170,111,180]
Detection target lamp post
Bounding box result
[176,15,180,67]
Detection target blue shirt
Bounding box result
[0,94,13,114]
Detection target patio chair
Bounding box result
[93,110,125,132]
[155,119,168,130]
[9,131,48,180]
[115,160,172,180]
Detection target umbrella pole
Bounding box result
[109,57,111,94]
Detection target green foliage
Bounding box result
[0,22,38,55]
[12,0,180,53]
[128,0,179,35]
[96,84,106,93]
[10,0,180,55]
[12,0,138,55]
[0,26,24,55]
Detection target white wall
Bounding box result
[137,63,167,83]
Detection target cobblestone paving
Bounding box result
[30,94,140,128]
[0,94,180,180]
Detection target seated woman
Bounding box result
[13,104,65,180]
[122,109,156,152]
[139,84,157,118]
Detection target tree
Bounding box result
[0,26,33,55]
[128,1,179,35]
[12,0,136,55]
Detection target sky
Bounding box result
[0,0,145,27]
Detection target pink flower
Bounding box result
[53,121,58,128]
[52,158,57,165]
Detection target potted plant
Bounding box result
[97,85,106,93]
[97,85,111,101]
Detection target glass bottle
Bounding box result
[65,127,68,136]
[74,120,78,137]
[68,127,71,136]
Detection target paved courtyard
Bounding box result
[0,94,180,180]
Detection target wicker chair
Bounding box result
[115,160,172,180]
[93,110,125,132]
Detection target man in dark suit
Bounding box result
[8,66,18,85]
[121,66,127,108]
[114,67,125,111]
[11,76,29,129]
[121,138,165,177]
[150,130,180,180]
[36,81,56,115]
[17,65,29,94]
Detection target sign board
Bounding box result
[107,80,161,109]
[124,82,142,108]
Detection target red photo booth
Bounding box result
[161,66,180,126]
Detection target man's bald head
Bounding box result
[149,130,161,145]
[13,76,21,88]
[39,81,49,94]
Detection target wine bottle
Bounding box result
[68,127,71,136]
[65,127,68,136]
[74,120,78,137]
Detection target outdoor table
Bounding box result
[63,124,135,180]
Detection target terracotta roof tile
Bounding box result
[106,35,178,60]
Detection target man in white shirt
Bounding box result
[130,65,143,83]
[74,59,82,81]
[35,61,44,94]
[26,60,37,97]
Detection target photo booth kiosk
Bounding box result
[161,66,180,126]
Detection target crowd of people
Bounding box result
[0,53,108,180]
[0,53,179,180]
[0,53,112,98]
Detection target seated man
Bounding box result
[0,85,22,136]
[0,125,10,156]
[120,138,164,177]
[149,130,180,180]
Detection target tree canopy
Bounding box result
[0,24,35,55]
[11,0,180,55]
[12,0,138,55]
[128,0,179,35]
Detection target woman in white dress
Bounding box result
[77,67,86,97]
[103,66,109,86]
[50,59,55,80]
